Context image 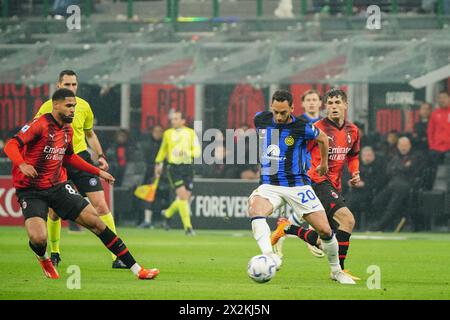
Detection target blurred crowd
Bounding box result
[343,91,450,232]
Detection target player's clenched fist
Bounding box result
[18,163,38,178]
[349,172,361,186]
[316,163,328,176]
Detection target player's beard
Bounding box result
[61,114,74,123]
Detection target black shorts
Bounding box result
[166,164,194,192]
[312,181,347,229]
[67,150,103,197]
[16,182,90,221]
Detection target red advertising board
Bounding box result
[0,176,113,226]
[0,83,49,132]
[227,84,265,129]
[141,84,195,132]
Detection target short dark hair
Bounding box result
[58,70,77,82]
[324,88,347,103]
[272,90,293,107]
[171,110,185,119]
[302,89,322,101]
[52,88,76,101]
[439,90,449,96]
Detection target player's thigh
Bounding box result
[48,182,90,222]
[248,196,273,217]
[85,190,110,215]
[333,207,355,232]
[75,205,106,235]
[313,182,346,230]
[175,185,191,200]
[248,185,283,217]
[24,217,48,244]
[15,189,49,222]
[167,165,190,192]
[284,185,325,222]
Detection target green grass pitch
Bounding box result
[1,226,449,300]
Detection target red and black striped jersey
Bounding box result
[12,114,74,190]
[308,118,360,191]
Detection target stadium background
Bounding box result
[0,0,449,232]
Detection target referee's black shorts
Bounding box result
[66,150,103,197]
[166,164,194,192]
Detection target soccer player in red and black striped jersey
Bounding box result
[272,88,361,281]
[3,88,159,280]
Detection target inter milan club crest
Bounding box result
[331,191,339,199]
[284,136,295,146]
[22,200,27,209]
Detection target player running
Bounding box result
[271,88,361,281]
[35,70,125,269]
[154,111,201,236]
[273,89,325,258]
[3,88,159,280]
[248,89,355,284]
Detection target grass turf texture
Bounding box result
[1,226,449,300]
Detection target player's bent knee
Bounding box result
[248,196,272,217]
[29,233,47,246]
[316,226,332,239]
[93,202,110,216]
[176,188,190,200]
[82,217,105,235]
[48,210,59,221]
[90,218,106,235]
[77,207,105,234]
[337,210,355,231]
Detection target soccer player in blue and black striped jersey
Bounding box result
[248,90,355,284]
[272,89,326,258]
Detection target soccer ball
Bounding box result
[247,254,277,283]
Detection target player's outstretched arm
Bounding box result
[315,129,329,176]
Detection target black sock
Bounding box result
[336,230,351,270]
[29,240,47,258]
[285,225,319,246]
[97,227,137,268]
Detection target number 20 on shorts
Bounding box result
[297,190,317,204]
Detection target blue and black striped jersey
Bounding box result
[300,113,321,124]
[254,111,320,187]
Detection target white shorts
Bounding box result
[249,184,325,220]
